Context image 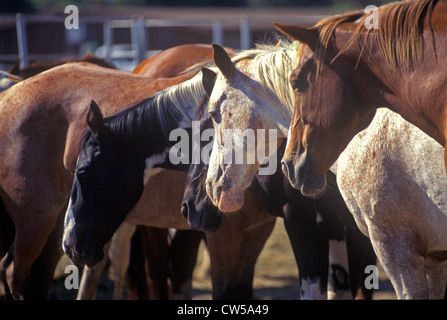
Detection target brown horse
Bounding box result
[9,53,117,79]
[0,44,235,299]
[132,43,236,78]
[276,0,447,197]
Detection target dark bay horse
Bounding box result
[276,0,447,195]
[0,44,231,299]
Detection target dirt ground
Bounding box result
[33,219,395,300]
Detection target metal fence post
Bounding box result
[16,13,28,68]
[103,19,112,60]
[131,18,146,65]
[212,20,223,45]
[240,15,250,50]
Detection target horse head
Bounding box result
[205,44,289,213]
[181,69,222,232]
[63,101,146,267]
[274,22,376,197]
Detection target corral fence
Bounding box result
[0,10,328,71]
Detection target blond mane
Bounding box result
[231,40,301,112]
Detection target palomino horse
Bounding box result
[332,108,447,299]
[188,43,375,299]
[276,0,447,195]
[0,44,233,299]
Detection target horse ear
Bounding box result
[272,22,319,50]
[202,68,216,97]
[87,100,105,135]
[212,43,234,78]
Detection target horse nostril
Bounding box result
[281,160,289,177]
[181,202,189,219]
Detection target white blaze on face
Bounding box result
[62,197,75,254]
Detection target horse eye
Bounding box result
[291,79,299,91]
[291,77,308,92]
[76,169,92,182]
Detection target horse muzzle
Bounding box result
[181,199,222,232]
[63,228,104,268]
[281,152,327,198]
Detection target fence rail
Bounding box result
[0,13,255,70]
[0,12,327,70]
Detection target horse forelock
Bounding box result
[231,40,300,114]
[316,0,437,69]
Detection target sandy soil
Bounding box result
[32,219,396,300]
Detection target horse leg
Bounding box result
[4,207,61,299]
[283,202,328,299]
[237,214,276,299]
[169,230,203,299]
[30,208,65,298]
[368,225,428,299]
[77,240,112,300]
[426,265,447,299]
[126,226,170,300]
[125,226,151,300]
[206,190,276,300]
[0,195,15,300]
[345,224,376,300]
[108,221,136,300]
[206,212,246,299]
[327,236,352,299]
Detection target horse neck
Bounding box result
[331,3,447,145]
[352,36,446,146]
[105,75,205,156]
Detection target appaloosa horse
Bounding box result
[332,108,447,299]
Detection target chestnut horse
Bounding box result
[9,53,117,79]
[277,0,447,195]
[0,44,236,299]
[132,43,235,79]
